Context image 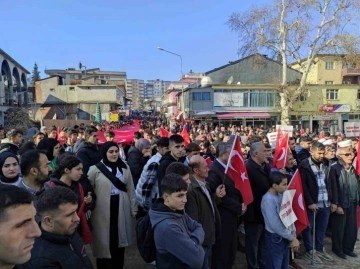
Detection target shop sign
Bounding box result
[319,104,350,113]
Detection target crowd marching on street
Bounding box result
[0,116,359,269]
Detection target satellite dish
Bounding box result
[227,76,233,84]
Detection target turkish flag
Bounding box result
[288,169,309,234]
[180,127,190,146]
[273,129,289,169]
[356,136,360,176]
[225,135,253,205]
[159,127,170,138]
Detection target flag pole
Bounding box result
[311,210,316,265]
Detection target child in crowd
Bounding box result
[261,171,300,269]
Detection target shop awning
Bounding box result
[216,112,271,119]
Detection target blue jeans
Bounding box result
[302,207,330,252]
[264,231,290,269]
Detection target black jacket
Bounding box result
[0,142,19,155]
[244,158,271,224]
[328,161,359,208]
[157,152,179,194]
[206,159,243,217]
[298,158,332,206]
[19,229,93,269]
[76,141,101,195]
[185,176,221,247]
[127,146,149,187]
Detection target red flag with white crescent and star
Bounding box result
[288,169,309,234]
[225,135,253,205]
[159,127,170,138]
[272,128,289,169]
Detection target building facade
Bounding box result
[291,54,360,133]
[45,67,126,85]
[125,79,145,109]
[34,76,125,123]
[0,49,30,125]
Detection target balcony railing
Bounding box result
[342,67,360,76]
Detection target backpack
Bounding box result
[135,213,156,263]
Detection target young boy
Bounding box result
[261,171,300,269]
[149,173,205,269]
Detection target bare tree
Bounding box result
[228,0,360,124]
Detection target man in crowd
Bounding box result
[244,142,270,269]
[0,185,41,269]
[298,141,333,263]
[135,137,169,213]
[21,186,93,268]
[64,128,79,153]
[295,136,312,163]
[76,126,101,195]
[18,149,51,197]
[165,162,191,185]
[329,140,359,259]
[157,134,185,194]
[187,155,224,269]
[0,129,23,155]
[206,142,243,269]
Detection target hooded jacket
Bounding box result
[127,145,149,187]
[149,199,205,269]
[19,228,93,269]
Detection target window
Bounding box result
[357,89,360,100]
[70,75,75,79]
[326,89,338,100]
[325,81,333,85]
[69,87,75,91]
[325,61,334,70]
[192,92,211,101]
[250,90,276,107]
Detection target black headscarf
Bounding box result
[101,141,126,175]
[0,151,19,183]
[37,138,59,161]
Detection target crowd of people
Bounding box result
[0,119,358,269]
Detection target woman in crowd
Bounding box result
[0,151,20,185]
[37,137,61,171]
[45,153,94,244]
[88,141,137,269]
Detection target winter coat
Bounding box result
[19,229,93,269]
[126,145,149,187]
[87,162,137,258]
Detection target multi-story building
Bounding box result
[291,54,360,133]
[34,75,125,125]
[125,79,144,109]
[182,54,302,127]
[146,79,171,97]
[0,49,30,125]
[45,67,126,85]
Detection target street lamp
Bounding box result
[157,46,184,116]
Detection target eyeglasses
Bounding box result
[340,153,354,157]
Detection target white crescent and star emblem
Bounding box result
[298,194,304,210]
[277,148,286,162]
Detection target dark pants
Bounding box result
[202,246,211,269]
[244,222,265,269]
[302,207,330,252]
[331,202,358,254]
[211,213,237,269]
[96,195,125,269]
[264,231,290,269]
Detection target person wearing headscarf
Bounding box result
[87,141,137,269]
[126,138,151,187]
[0,151,20,185]
[37,138,61,171]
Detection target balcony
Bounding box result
[342,67,360,76]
